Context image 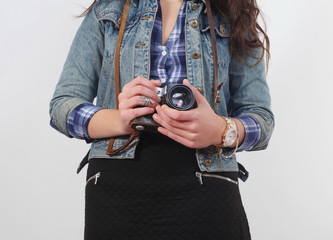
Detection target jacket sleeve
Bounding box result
[49,6,104,138]
[228,49,275,151]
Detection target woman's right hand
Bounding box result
[118,76,161,133]
[87,77,160,139]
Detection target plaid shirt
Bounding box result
[67,104,103,143]
[149,0,187,86]
[66,0,261,150]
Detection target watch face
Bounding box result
[225,130,237,146]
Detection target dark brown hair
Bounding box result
[80,0,270,66]
[214,0,270,66]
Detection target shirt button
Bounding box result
[191,20,198,28]
[161,50,167,56]
[192,52,201,59]
[204,159,212,166]
[161,78,166,83]
[191,3,199,10]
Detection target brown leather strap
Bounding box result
[205,0,219,112]
[106,0,138,156]
[106,130,140,155]
[114,0,131,109]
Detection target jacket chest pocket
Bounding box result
[200,23,231,85]
[96,8,142,107]
[98,8,141,62]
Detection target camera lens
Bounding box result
[166,84,196,111]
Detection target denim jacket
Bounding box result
[49,0,274,172]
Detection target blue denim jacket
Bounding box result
[49,0,274,172]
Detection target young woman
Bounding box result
[50,0,274,239]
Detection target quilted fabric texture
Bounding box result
[84,133,251,240]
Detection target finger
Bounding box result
[154,114,197,140]
[122,107,155,122]
[153,106,189,130]
[151,80,162,87]
[157,127,196,149]
[119,96,158,109]
[122,76,151,91]
[158,104,195,121]
[182,79,209,106]
[119,85,161,103]
[123,76,160,92]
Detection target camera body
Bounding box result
[130,84,197,132]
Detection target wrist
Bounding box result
[215,116,238,148]
[232,118,245,148]
[115,110,133,135]
[213,116,227,146]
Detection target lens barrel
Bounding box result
[165,84,196,111]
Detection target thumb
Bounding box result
[182,79,208,106]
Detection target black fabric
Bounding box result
[84,132,251,240]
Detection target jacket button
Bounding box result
[196,87,203,93]
[204,159,212,166]
[192,52,201,59]
[191,3,199,10]
[191,20,198,28]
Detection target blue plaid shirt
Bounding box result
[149,0,187,86]
[67,0,261,151]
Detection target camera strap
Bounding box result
[106,0,219,156]
[205,0,221,112]
[114,0,130,109]
[105,0,141,156]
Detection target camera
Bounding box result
[130,84,197,132]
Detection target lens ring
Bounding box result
[166,84,196,111]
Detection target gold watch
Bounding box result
[216,117,238,147]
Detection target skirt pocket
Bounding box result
[86,172,101,186]
[195,171,238,185]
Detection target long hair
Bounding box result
[214,0,270,66]
[80,0,270,66]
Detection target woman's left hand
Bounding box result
[153,79,225,148]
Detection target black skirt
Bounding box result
[84,132,251,240]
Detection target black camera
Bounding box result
[130,84,197,132]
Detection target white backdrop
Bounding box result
[1,0,332,239]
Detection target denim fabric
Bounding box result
[49,0,274,172]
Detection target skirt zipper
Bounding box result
[195,172,238,185]
[86,172,101,185]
